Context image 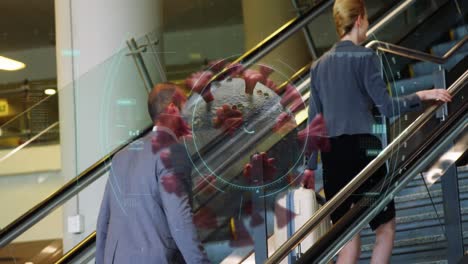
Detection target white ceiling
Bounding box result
[0,0,243,53]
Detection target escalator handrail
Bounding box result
[0,0,339,249]
[365,0,417,37]
[367,35,468,64]
[0,93,57,130]
[0,124,154,248]
[0,122,59,163]
[265,69,468,264]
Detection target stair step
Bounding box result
[410,52,468,77]
[361,233,446,254]
[396,186,468,209]
[450,25,467,41]
[412,261,447,264]
[389,74,434,96]
[431,40,468,57]
[359,248,447,264]
[361,230,468,255]
[404,171,468,189]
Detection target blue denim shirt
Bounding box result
[307,40,422,170]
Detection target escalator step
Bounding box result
[450,25,468,41]
[410,52,468,77]
[389,74,434,96]
[431,40,468,57]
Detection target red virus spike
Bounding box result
[151,133,177,154]
[212,63,244,83]
[229,218,254,247]
[213,104,244,136]
[301,169,315,190]
[208,59,228,73]
[258,64,274,79]
[159,149,172,169]
[297,114,330,154]
[280,84,303,111]
[243,153,277,184]
[243,163,252,181]
[224,117,243,135]
[157,104,192,139]
[286,173,301,187]
[161,174,183,197]
[194,175,217,196]
[243,200,253,215]
[275,202,297,229]
[264,78,280,94]
[185,70,215,103]
[225,63,245,78]
[243,70,264,95]
[193,207,218,229]
[250,211,264,227]
[273,112,296,135]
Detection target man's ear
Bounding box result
[356,15,363,27]
[162,102,177,114]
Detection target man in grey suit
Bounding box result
[96,83,211,264]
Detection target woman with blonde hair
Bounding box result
[303,0,452,263]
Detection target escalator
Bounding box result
[0,0,466,263]
[279,60,467,264]
[231,9,468,264]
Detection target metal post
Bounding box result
[251,155,268,263]
[291,0,319,60]
[434,67,448,121]
[145,35,168,83]
[126,38,154,93]
[434,65,464,263]
[441,158,464,263]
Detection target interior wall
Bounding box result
[0,169,63,242]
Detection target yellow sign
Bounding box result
[0,99,9,117]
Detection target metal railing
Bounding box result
[0,121,59,163]
[368,35,468,64]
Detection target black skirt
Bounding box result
[321,134,395,231]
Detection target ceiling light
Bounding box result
[0,56,26,71]
[44,88,56,95]
[41,245,57,254]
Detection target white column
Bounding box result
[55,0,162,251]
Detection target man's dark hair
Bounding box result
[147,82,181,122]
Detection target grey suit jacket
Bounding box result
[96,130,210,264]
